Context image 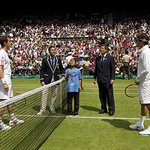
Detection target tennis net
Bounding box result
[0,79,67,150]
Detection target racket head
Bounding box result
[124,83,139,98]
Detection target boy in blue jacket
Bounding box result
[65,58,82,116]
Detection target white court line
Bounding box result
[66,115,150,120]
[12,114,150,120]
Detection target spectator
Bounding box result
[122,50,131,79]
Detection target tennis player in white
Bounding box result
[0,35,24,131]
[129,33,150,136]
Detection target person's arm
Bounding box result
[65,69,70,80]
[136,51,150,83]
[0,52,9,90]
[0,65,4,79]
[78,69,82,90]
[40,58,45,86]
[0,65,9,90]
[79,79,82,90]
[93,57,97,84]
[59,58,65,77]
[110,56,115,85]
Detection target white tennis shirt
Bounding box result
[136,45,150,82]
[136,45,150,104]
[0,49,13,99]
[0,49,11,76]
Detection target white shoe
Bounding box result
[139,126,150,136]
[129,121,144,131]
[37,109,46,115]
[9,119,24,126]
[0,122,11,131]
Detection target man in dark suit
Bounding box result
[93,42,115,116]
[37,45,65,115]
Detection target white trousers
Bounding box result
[39,85,58,112]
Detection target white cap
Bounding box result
[66,55,74,63]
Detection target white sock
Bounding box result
[139,116,146,126]
[9,113,16,120]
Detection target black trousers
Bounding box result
[67,92,79,113]
[98,82,115,112]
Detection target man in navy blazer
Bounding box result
[37,45,65,115]
[93,42,115,116]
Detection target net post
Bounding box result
[59,80,63,112]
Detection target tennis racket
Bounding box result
[124,83,139,98]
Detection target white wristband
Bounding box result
[1,78,7,84]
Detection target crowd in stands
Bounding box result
[0,12,150,78]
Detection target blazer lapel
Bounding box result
[47,57,55,73]
[53,57,58,72]
[101,53,108,68]
[97,56,102,71]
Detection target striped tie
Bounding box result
[52,57,54,69]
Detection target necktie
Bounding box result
[100,56,103,70]
[101,56,103,62]
[52,57,54,69]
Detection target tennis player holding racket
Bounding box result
[129,33,150,136]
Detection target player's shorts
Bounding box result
[139,80,150,104]
[0,75,13,100]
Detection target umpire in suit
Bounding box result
[93,40,115,116]
[37,45,65,115]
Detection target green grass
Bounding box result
[12,78,41,93]
[1,78,65,150]
[11,78,150,150]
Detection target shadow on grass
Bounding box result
[101,119,132,130]
[32,105,41,111]
[32,105,52,113]
[80,105,99,112]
